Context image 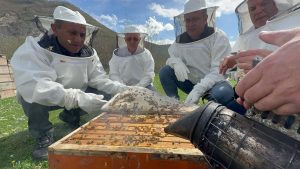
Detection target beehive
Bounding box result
[48,113,209,169]
[0,55,16,99]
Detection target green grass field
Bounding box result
[0,75,189,169]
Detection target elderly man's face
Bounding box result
[125,33,141,53]
[247,0,278,29]
[184,10,208,40]
[51,21,86,53]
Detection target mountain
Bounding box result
[0,0,170,72]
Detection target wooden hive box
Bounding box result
[48,113,209,169]
[0,55,16,99]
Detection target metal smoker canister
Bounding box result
[164,102,300,169]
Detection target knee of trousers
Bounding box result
[159,65,175,81]
[210,82,235,105]
[20,97,53,117]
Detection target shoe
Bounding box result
[32,133,54,161]
[59,109,80,128]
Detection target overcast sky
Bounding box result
[66,0,244,45]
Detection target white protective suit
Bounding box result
[109,47,155,87]
[166,0,232,104]
[233,0,300,51]
[166,28,231,98]
[11,36,125,113]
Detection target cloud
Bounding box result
[90,11,175,45]
[144,17,174,37]
[149,0,243,19]
[229,35,237,47]
[152,38,175,45]
[229,40,236,47]
[207,0,244,17]
[92,13,119,29]
[99,14,118,26]
[124,17,174,36]
[119,17,174,43]
[172,0,187,3]
[91,13,173,41]
[164,23,174,31]
[118,18,128,24]
[149,3,182,19]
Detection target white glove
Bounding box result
[184,85,206,104]
[77,92,107,113]
[64,89,107,113]
[173,61,190,82]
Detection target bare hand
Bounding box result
[219,53,239,75]
[219,50,271,75]
[236,28,300,115]
[235,49,271,73]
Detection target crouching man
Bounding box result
[11,6,127,160]
[159,0,234,106]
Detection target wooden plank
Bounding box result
[0,57,7,65]
[66,132,191,143]
[50,114,104,148]
[52,142,200,156]
[0,74,14,83]
[70,124,175,132]
[48,153,209,169]
[49,113,209,169]
[94,114,181,124]
[0,89,16,99]
[61,138,193,148]
[0,65,13,74]
[50,113,203,156]
[0,82,15,91]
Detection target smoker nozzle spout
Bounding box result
[164,102,222,146]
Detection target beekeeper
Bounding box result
[11,6,127,160]
[232,0,299,52]
[220,0,300,73]
[159,0,234,105]
[219,0,300,112]
[109,25,155,91]
[236,28,300,115]
[220,0,280,76]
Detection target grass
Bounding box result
[0,97,47,169]
[0,75,188,169]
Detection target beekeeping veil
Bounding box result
[174,0,218,43]
[33,6,99,46]
[236,0,299,35]
[116,25,147,53]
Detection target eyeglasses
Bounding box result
[184,17,202,23]
[125,37,139,42]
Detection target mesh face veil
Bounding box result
[34,6,99,46]
[236,0,299,35]
[174,0,218,43]
[115,25,147,55]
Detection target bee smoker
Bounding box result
[164,102,300,169]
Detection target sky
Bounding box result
[65,0,244,45]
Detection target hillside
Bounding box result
[0,0,170,72]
